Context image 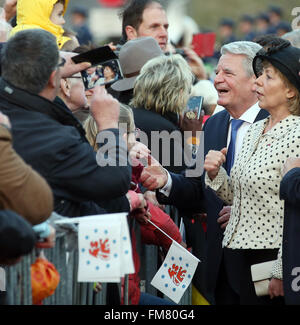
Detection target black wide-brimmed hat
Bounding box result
[253,40,300,91]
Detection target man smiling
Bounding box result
[139,41,270,304]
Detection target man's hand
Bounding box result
[268,278,284,299]
[90,86,119,131]
[0,112,11,129]
[282,158,300,177]
[217,206,231,230]
[180,110,204,138]
[183,47,207,80]
[204,148,227,181]
[59,51,91,78]
[140,156,168,190]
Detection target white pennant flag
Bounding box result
[77,219,122,282]
[151,240,200,304]
[55,213,134,283]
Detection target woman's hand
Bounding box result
[282,157,300,177]
[268,278,284,299]
[127,191,151,225]
[204,148,227,180]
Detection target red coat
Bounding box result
[122,162,182,305]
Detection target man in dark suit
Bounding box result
[140,41,269,304]
[280,158,300,305]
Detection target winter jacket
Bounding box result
[0,125,53,225]
[10,0,70,49]
[0,78,131,218]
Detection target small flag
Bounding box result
[78,219,122,282]
[55,213,134,283]
[151,241,200,304]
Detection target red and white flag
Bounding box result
[151,241,200,304]
[55,213,134,283]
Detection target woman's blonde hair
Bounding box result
[83,114,98,151]
[83,104,135,151]
[130,54,194,115]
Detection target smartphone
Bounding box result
[71,46,123,90]
[192,32,216,57]
[186,96,204,119]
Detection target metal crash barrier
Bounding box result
[5,208,192,305]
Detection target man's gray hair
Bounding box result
[1,29,59,94]
[221,41,262,77]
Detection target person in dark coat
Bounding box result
[0,209,37,305]
[70,6,93,46]
[0,29,131,218]
[280,158,300,305]
[130,53,195,174]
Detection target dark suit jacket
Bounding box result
[157,108,269,304]
[280,167,300,305]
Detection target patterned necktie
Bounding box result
[226,119,244,175]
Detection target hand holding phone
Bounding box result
[186,96,204,119]
[71,46,123,90]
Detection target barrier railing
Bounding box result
[5,208,192,305]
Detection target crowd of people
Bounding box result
[0,0,300,306]
[217,5,292,47]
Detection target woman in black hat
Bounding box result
[204,40,300,305]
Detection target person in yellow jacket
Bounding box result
[10,0,71,49]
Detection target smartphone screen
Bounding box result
[72,46,123,90]
[186,96,204,119]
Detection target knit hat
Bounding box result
[253,41,300,92]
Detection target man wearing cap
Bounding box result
[219,18,237,46]
[70,5,93,46]
[238,15,257,42]
[110,36,163,104]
